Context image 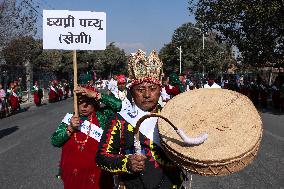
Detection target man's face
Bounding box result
[117,82,126,91]
[78,97,95,116]
[132,82,161,112]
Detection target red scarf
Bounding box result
[60,111,114,189]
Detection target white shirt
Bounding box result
[112,88,132,112]
[107,78,117,92]
[203,82,221,89]
[119,104,160,146]
[161,87,170,101]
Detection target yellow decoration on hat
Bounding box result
[128,49,163,82]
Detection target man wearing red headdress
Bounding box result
[49,80,58,103]
[97,50,183,189]
[7,82,20,113]
[111,74,132,112]
[32,81,43,106]
[51,85,122,189]
[204,74,221,89]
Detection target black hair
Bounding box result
[78,95,99,109]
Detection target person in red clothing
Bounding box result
[32,81,43,106]
[165,73,185,98]
[63,80,70,99]
[48,80,58,103]
[58,81,64,101]
[51,85,122,189]
[7,82,20,113]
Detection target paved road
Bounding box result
[0,99,70,189]
[192,110,284,189]
[0,99,283,189]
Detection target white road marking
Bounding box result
[0,142,20,155]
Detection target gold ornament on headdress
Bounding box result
[128,49,163,84]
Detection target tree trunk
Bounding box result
[25,59,33,102]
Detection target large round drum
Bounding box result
[158,89,262,176]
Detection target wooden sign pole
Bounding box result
[73,50,79,117]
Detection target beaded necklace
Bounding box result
[74,114,93,151]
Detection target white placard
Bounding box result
[61,113,104,142]
[43,10,106,50]
[80,120,104,142]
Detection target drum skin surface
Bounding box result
[158,89,263,176]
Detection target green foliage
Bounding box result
[188,0,284,67]
[3,36,42,65]
[3,38,127,79]
[159,43,179,73]
[159,22,234,74]
[35,49,64,71]
[56,43,128,78]
[86,42,128,78]
[37,43,128,78]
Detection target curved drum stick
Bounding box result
[134,114,208,146]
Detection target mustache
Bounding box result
[142,99,153,102]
